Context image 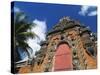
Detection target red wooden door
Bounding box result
[54,43,73,71]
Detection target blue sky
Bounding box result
[12,1,97,32]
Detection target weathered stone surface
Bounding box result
[19,17,97,73]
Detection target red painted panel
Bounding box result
[54,44,73,71]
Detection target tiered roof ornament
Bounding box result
[47,16,81,35]
[59,16,71,22]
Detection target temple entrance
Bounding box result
[54,43,73,71]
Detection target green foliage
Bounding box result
[14,12,37,59]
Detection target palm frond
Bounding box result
[14,12,38,61]
[17,32,36,39]
[16,40,29,49]
[15,23,36,33]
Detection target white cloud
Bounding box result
[88,10,97,16]
[79,6,89,16]
[27,19,47,58]
[32,19,47,41]
[19,15,25,21]
[13,7,26,22]
[78,6,97,16]
[14,7,20,12]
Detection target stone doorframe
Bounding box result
[52,41,73,71]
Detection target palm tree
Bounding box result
[14,12,37,63]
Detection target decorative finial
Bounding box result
[59,16,71,22]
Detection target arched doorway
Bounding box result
[54,42,73,71]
